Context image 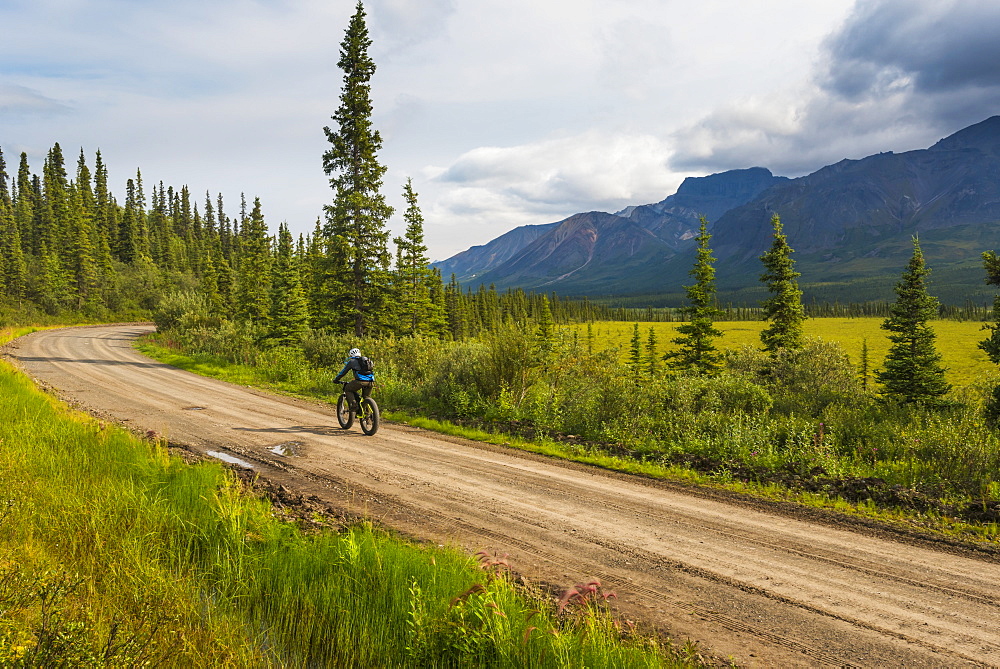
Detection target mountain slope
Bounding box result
[437,168,785,293]
[433,221,558,281]
[472,211,679,293]
[710,116,1000,301]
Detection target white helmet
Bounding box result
[349,348,361,358]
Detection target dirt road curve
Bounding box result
[7,325,1000,667]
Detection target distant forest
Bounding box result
[0,144,640,334]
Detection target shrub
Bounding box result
[152,290,218,332]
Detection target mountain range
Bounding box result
[434,116,1000,304]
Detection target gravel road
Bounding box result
[7,324,1000,667]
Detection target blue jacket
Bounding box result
[335,356,374,382]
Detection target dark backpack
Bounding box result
[357,356,374,375]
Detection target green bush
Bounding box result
[152,290,217,333]
[769,338,860,415]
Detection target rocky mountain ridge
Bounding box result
[434,116,1000,303]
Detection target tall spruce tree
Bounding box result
[41,144,70,260]
[0,149,26,299]
[876,237,950,404]
[321,1,393,336]
[271,222,310,343]
[66,185,98,308]
[535,294,555,357]
[234,198,273,325]
[15,153,37,256]
[759,213,806,353]
[393,178,442,336]
[666,216,723,373]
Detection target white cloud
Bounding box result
[438,131,676,209]
[414,130,696,257]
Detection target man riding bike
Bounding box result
[334,348,374,411]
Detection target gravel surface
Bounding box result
[7,324,1000,667]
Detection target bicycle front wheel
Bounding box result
[336,393,354,429]
[359,397,380,435]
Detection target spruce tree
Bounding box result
[321,1,393,336]
[427,267,449,337]
[15,153,38,256]
[979,250,1000,365]
[271,222,310,344]
[119,178,145,263]
[234,197,272,325]
[66,185,98,308]
[445,273,466,340]
[41,144,69,258]
[759,213,806,353]
[645,326,659,375]
[536,294,555,357]
[301,220,326,325]
[0,150,25,299]
[666,216,723,373]
[628,323,642,367]
[392,178,441,336]
[859,338,871,392]
[93,150,115,251]
[977,251,1000,421]
[876,237,950,404]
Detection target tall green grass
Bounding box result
[0,327,691,667]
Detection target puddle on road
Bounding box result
[207,450,255,469]
[269,441,303,457]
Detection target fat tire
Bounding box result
[360,398,380,435]
[336,393,355,429]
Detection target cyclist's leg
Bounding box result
[344,380,362,409]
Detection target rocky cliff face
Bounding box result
[617,167,787,245]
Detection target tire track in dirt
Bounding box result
[6,324,1000,668]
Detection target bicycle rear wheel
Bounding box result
[336,393,354,429]
[359,397,380,435]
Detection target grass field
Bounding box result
[574,318,995,388]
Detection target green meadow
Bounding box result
[578,318,995,388]
[0,326,693,667]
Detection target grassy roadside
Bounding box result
[135,337,1000,547]
[0,327,695,667]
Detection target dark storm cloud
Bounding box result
[824,0,1000,98]
[670,0,1000,176]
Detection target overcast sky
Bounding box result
[3,0,1000,260]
